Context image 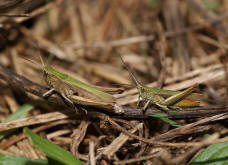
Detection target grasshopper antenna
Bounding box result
[34,42,46,73]
[118,54,140,86]
[22,42,46,71]
[20,56,43,69]
[39,53,45,68]
[35,42,45,68]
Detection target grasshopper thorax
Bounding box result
[137,85,145,96]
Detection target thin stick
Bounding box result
[14,0,63,24]
[114,153,159,165]
[156,20,167,88]
[101,113,228,147]
[0,13,30,17]
[36,42,46,68]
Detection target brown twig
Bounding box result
[0,13,29,17]
[0,112,69,131]
[99,113,228,147]
[89,140,96,165]
[13,0,63,24]
[0,0,23,10]
[71,121,91,161]
[100,123,143,159]
[155,20,167,88]
[114,152,160,165]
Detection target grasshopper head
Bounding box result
[137,85,145,95]
[42,66,54,87]
[38,54,50,77]
[42,67,49,77]
[39,55,45,70]
[38,55,50,84]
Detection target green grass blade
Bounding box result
[148,0,158,9]
[24,127,84,165]
[203,0,220,12]
[0,99,47,140]
[4,99,46,122]
[191,142,228,165]
[44,66,114,102]
[150,113,182,128]
[0,154,48,165]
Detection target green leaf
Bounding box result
[24,128,84,165]
[203,0,220,12]
[191,142,228,165]
[4,99,46,122]
[0,130,16,141]
[148,0,158,9]
[0,154,48,165]
[150,113,182,128]
[149,113,168,118]
[0,99,47,140]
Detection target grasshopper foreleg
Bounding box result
[61,94,88,114]
[142,100,150,111]
[43,88,75,107]
[43,88,55,98]
[137,95,141,108]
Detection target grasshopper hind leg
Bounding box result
[61,94,88,114]
[155,103,170,112]
[43,88,87,114]
[141,100,170,112]
[61,94,75,107]
[142,101,169,113]
[55,92,78,113]
[137,95,141,108]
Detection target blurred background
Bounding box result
[0,0,227,87]
[0,0,228,163]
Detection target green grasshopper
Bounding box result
[24,55,116,113]
[118,55,200,111]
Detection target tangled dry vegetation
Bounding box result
[1,0,228,164]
